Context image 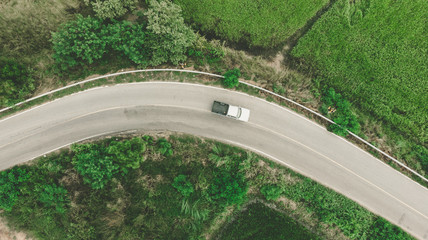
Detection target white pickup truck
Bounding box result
[211,101,250,122]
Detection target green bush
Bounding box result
[223,68,241,88]
[37,183,69,214]
[106,20,149,65]
[107,137,146,174]
[172,174,194,197]
[84,0,137,19]
[0,167,31,211]
[260,184,282,201]
[144,0,196,65]
[156,138,173,156]
[0,58,35,106]
[71,143,119,189]
[320,87,360,136]
[51,15,107,70]
[188,35,224,65]
[208,170,247,206]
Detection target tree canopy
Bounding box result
[144,0,196,65]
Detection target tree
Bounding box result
[106,21,149,65]
[144,0,196,65]
[260,184,282,201]
[172,175,194,197]
[84,0,137,19]
[37,183,69,213]
[107,137,146,174]
[71,143,118,189]
[0,58,34,106]
[208,170,247,206]
[0,167,31,211]
[223,68,241,88]
[51,15,107,70]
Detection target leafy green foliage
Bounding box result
[175,0,328,49]
[172,175,194,197]
[217,202,321,240]
[188,35,225,65]
[51,15,107,70]
[37,184,68,214]
[84,0,137,19]
[260,184,282,201]
[106,21,149,65]
[367,217,413,240]
[144,0,196,65]
[320,87,360,136]
[292,0,428,144]
[107,137,146,174]
[52,16,150,70]
[156,138,173,156]
[0,58,34,106]
[0,167,31,211]
[71,143,118,189]
[413,145,428,173]
[223,68,241,88]
[208,170,247,206]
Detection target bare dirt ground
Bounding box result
[0,217,32,240]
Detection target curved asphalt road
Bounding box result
[0,82,427,239]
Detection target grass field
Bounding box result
[174,0,328,49]
[291,0,428,146]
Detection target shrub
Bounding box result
[84,0,138,19]
[157,138,173,156]
[71,143,119,189]
[37,183,69,214]
[172,175,194,197]
[144,0,196,65]
[51,15,107,70]
[107,137,146,174]
[320,87,360,136]
[223,68,241,88]
[0,167,31,211]
[208,170,247,206]
[0,58,34,106]
[260,184,282,201]
[106,20,149,65]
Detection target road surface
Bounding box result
[0,82,427,239]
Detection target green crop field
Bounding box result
[292,0,428,145]
[217,202,320,240]
[174,0,328,49]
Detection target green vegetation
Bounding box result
[292,0,428,146]
[223,68,241,88]
[52,1,195,70]
[260,184,283,201]
[84,0,137,19]
[51,16,108,71]
[217,202,321,240]
[144,0,196,65]
[0,58,35,106]
[172,174,194,197]
[175,0,328,49]
[0,134,414,239]
[321,87,360,136]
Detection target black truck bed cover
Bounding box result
[212,101,229,115]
